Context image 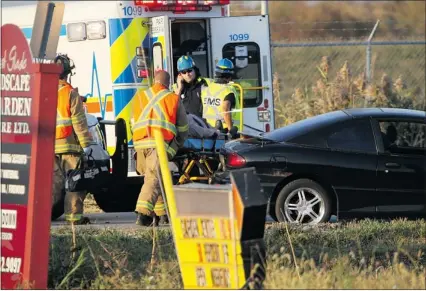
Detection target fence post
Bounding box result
[261,0,269,15]
[366,20,380,83]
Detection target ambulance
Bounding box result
[2,0,275,214]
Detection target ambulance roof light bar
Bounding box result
[133,0,230,10]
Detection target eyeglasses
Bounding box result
[179,69,193,75]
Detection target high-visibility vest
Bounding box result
[56,81,73,139]
[201,81,241,130]
[133,86,179,148]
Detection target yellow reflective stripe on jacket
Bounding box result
[55,143,82,154]
[139,89,171,120]
[154,202,166,211]
[136,200,154,211]
[133,119,177,136]
[134,139,176,157]
[77,135,92,145]
[56,114,73,126]
[177,123,189,132]
[65,213,82,222]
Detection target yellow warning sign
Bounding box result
[172,184,246,289]
[153,129,267,289]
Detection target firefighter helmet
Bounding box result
[54,54,75,78]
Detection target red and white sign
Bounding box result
[1,23,61,289]
[1,23,35,289]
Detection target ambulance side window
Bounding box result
[153,43,163,72]
[222,42,262,108]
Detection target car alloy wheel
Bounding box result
[284,188,325,224]
[275,179,332,225]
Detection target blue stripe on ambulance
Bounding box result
[21,24,67,39]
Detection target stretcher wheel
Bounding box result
[92,176,142,212]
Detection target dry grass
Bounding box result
[273,56,425,128]
[272,45,426,118]
[48,218,425,289]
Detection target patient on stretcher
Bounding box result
[187,113,222,139]
[182,114,227,152]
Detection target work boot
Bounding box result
[154,215,169,226]
[135,213,153,227]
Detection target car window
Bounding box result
[378,120,425,150]
[326,119,376,153]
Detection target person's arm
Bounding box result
[222,92,235,129]
[174,75,184,96]
[69,89,93,148]
[175,99,189,147]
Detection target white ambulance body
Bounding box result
[2,0,275,175]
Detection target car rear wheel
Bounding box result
[275,179,331,225]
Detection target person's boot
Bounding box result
[159,215,169,225]
[154,214,169,226]
[135,213,153,226]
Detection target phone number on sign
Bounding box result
[1,256,22,274]
[122,6,144,17]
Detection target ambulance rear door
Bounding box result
[209,15,274,135]
[149,16,173,85]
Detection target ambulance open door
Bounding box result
[209,15,274,134]
[149,16,173,87]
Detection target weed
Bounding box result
[48,219,425,289]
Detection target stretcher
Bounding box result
[173,137,227,185]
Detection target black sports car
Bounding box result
[218,108,426,225]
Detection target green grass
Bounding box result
[48,219,425,289]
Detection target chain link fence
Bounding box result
[270,25,425,127]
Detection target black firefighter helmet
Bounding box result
[54,54,75,80]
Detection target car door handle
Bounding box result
[385,162,401,168]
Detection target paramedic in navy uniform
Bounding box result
[173,55,211,119]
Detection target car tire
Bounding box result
[275,179,332,225]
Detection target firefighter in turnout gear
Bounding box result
[132,70,189,226]
[173,55,212,119]
[202,58,241,132]
[52,54,94,225]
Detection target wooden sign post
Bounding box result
[1,23,61,289]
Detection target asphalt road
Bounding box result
[51,213,338,230]
[51,212,277,229]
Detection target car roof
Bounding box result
[343,108,426,119]
[264,107,425,142]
